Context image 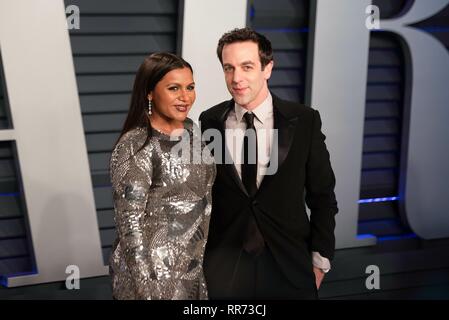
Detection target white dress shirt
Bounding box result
[224,93,331,272]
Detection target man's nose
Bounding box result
[232,68,243,83]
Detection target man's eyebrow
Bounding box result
[241,61,255,65]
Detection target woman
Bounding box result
[109,52,216,300]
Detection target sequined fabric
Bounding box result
[109,119,216,300]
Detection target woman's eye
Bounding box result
[169,87,178,91]
[187,86,195,91]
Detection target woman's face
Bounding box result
[148,67,195,124]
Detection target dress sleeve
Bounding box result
[110,135,154,299]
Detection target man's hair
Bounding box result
[217,27,273,70]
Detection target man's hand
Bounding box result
[313,266,325,289]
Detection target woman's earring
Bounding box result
[148,99,152,116]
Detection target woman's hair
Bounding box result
[115,52,193,150]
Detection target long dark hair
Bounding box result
[116,52,193,151]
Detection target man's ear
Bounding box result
[263,60,274,80]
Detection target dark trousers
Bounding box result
[208,247,318,300]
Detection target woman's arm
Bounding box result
[110,134,154,299]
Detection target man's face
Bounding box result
[221,41,273,110]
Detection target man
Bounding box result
[199,27,338,299]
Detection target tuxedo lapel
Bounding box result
[274,103,298,171]
[213,100,249,197]
[257,95,299,193]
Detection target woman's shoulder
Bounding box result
[111,127,149,159]
[116,127,147,147]
[110,127,153,183]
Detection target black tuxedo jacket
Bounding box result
[199,94,338,293]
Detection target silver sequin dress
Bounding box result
[109,119,216,300]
